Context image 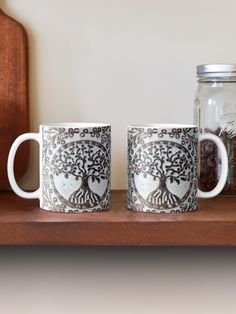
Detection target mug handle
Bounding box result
[197,133,228,198]
[7,133,40,199]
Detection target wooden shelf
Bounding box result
[0,191,236,245]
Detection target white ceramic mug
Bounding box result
[8,123,111,213]
[128,124,228,213]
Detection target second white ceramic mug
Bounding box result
[128,124,228,213]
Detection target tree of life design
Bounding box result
[132,141,193,208]
[51,140,109,208]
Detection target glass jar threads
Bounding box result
[194,64,236,196]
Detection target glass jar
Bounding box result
[194,64,236,196]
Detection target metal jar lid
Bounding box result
[197,64,236,78]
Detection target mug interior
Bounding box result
[129,124,196,129]
[41,122,110,128]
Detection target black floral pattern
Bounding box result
[128,127,198,213]
[42,126,111,213]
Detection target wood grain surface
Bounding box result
[0,190,235,245]
[0,8,29,190]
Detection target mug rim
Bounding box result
[40,122,111,128]
[128,123,196,129]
